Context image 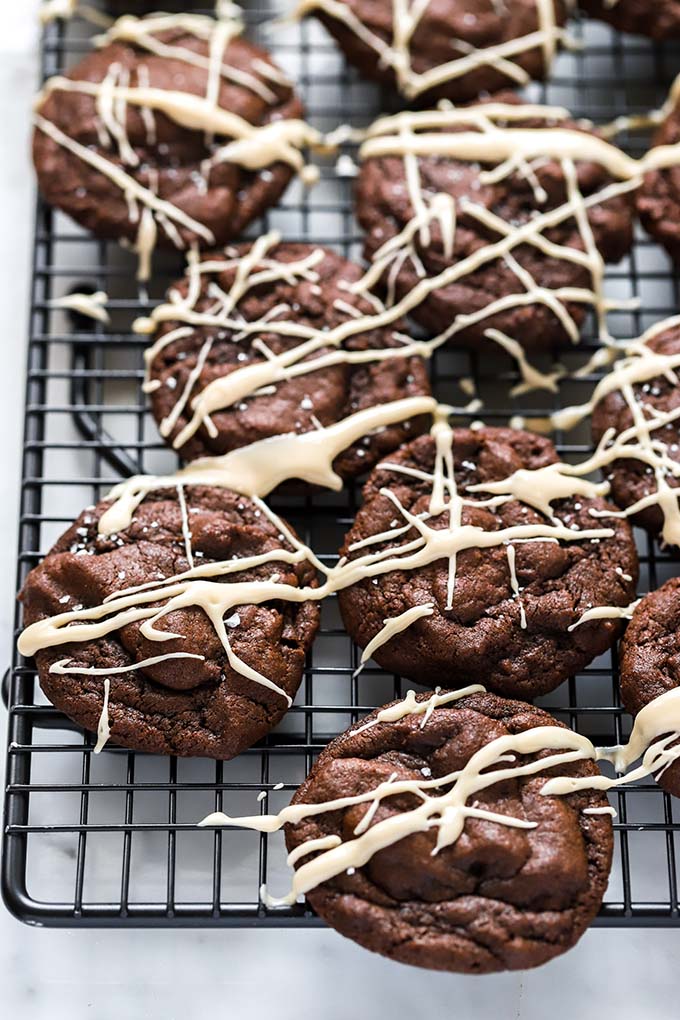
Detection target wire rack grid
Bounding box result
[3,1,680,928]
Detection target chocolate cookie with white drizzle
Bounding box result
[18,485,320,758]
[202,678,680,963]
[291,0,569,105]
[587,317,680,543]
[337,424,638,698]
[578,0,680,39]
[32,10,320,279]
[203,688,614,973]
[353,96,637,351]
[619,578,680,799]
[141,233,431,468]
[511,315,680,544]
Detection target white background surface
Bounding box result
[2,4,680,1017]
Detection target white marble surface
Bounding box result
[2,4,680,1016]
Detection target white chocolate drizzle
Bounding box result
[20,499,323,707]
[354,684,486,733]
[134,221,615,460]
[484,328,564,396]
[94,677,110,754]
[353,603,435,677]
[38,77,321,182]
[49,651,206,677]
[568,599,640,631]
[50,290,109,324]
[33,112,216,270]
[96,13,286,104]
[292,0,567,100]
[52,650,206,752]
[200,684,680,908]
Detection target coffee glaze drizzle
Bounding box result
[33,11,321,278]
[199,685,680,907]
[292,0,567,100]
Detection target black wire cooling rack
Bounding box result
[3,1,680,927]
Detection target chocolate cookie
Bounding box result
[355,98,635,351]
[285,689,613,973]
[18,485,320,758]
[144,238,431,470]
[295,0,568,104]
[337,426,638,698]
[32,12,312,276]
[579,0,680,38]
[638,84,680,263]
[590,319,680,542]
[619,578,680,798]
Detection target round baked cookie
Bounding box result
[578,0,680,39]
[355,97,635,351]
[145,240,431,470]
[638,88,680,263]
[337,426,638,698]
[285,689,613,973]
[19,485,320,758]
[619,578,680,798]
[296,0,568,104]
[591,321,680,540]
[32,13,308,269]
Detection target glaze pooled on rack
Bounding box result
[142,233,431,467]
[32,10,319,278]
[292,0,569,104]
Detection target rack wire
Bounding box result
[3,2,680,927]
